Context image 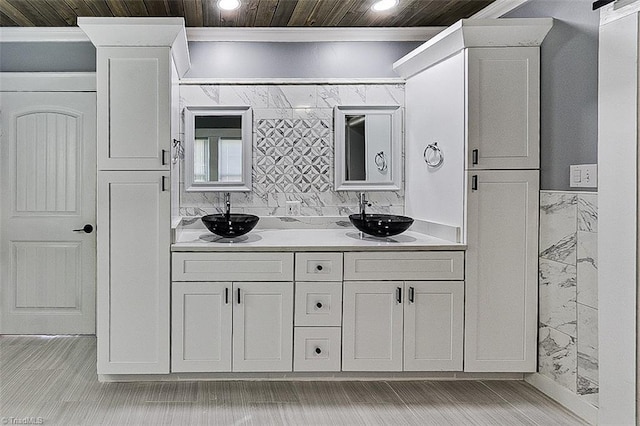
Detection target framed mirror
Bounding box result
[334,105,402,191]
[184,106,252,192]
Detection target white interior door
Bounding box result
[0,91,96,334]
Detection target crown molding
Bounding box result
[470,0,529,18]
[186,27,445,42]
[0,27,89,42]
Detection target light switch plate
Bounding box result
[570,164,598,188]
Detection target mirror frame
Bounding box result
[334,105,402,191]
[184,106,253,192]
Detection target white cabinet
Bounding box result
[233,282,294,372]
[97,171,170,374]
[96,47,172,171]
[342,280,463,372]
[466,47,540,170]
[404,281,464,371]
[464,170,539,372]
[342,281,404,371]
[171,282,232,372]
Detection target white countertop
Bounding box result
[172,227,465,252]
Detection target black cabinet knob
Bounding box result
[315,347,322,355]
[316,302,323,309]
[316,264,323,271]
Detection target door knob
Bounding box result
[73,224,94,234]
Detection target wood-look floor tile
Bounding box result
[481,380,588,425]
[341,381,403,404]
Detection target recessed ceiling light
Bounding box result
[218,0,240,11]
[371,0,399,12]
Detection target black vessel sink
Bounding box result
[201,214,259,238]
[349,213,414,238]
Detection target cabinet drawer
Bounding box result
[172,252,294,282]
[344,251,464,281]
[294,282,342,327]
[295,253,343,281]
[294,327,341,372]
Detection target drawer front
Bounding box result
[294,282,342,327]
[344,251,464,281]
[295,253,343,281]
[172,252,294,282]
[294,327,341,372]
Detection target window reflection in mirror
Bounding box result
[184,106,252,192]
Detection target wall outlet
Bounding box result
[570,164,598,188]
[286,200,301,216]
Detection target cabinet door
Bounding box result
[342,281,403,371]
[171,282,232,372]
[465,170,539,372]
[404,281,464,371]
[467,47,540,170]
[97,171,170,374]
[97,47,171,170]
[232,282,294,372]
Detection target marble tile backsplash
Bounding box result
[539,191,598,407]
[178,84,404,217]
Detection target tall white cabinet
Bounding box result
[79,18,190,375]
[396,19,552,372]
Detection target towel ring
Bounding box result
[423,142,444,168]
[374,151,388,172]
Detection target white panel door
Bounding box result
[0,91,96,334]
[404,281,464,371]
[97,47,171,170]
[97,171,170,374]
[465,170,539,372]
[466,47,540,170]
[171,282,232,372]
[232,282,294,372]
[342,281,403,371]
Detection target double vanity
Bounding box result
[78,17,551,381]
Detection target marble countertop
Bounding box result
[172,227,465,252]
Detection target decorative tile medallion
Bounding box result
[254,119,333,195]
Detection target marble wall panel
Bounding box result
[539,258,577,337]
[178,84,405,216]
[538,326,578,393]
[539,192,577,265]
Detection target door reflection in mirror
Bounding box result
[344,114,392,182]
[193,115,242,183]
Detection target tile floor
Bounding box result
[0,336,587,425]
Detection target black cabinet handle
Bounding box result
[396,287,402,303]
[161,176,168,192]
[315,347,322,355]
[472,149,479,165]
[237,288,241,304]
[472,175,478,191]
[161,149,168,165]
[409,287,415,304]
[225,287,229,305]
[73,224,93,234]
[316,264,323,271]
[316,302,323,309]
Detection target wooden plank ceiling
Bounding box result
[0,0,495,27]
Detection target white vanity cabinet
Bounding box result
[171,252,294,373]
[342,252,465,372]
[398,19,552,373]
[80,18,190,375]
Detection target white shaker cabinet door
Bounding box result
[232,282,294,372]
[97,47,171,171]
[97,171,171,374]
[466,47,540,170]
[404,281,464,371]
[464,170,539,372]
[171,282,232,372]
[342,281,404,371]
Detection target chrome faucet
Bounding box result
[358,192,371,218]
[224,193,231,218]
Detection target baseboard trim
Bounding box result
[525,373,598,425]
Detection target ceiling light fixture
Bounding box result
[218,0,240,11]
[371,0,399,12]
